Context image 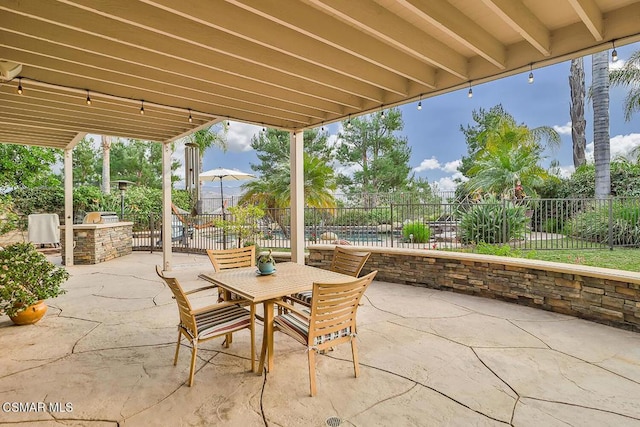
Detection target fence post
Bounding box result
[149,212,154,253]
[390,203,394,248]
[608,197,614,250]
[502,198,507,244]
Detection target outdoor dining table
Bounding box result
[202,262,353,373]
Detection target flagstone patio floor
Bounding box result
[1,252,640,426]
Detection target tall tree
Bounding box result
[72,137,100,186]
[109,139,180,188]
[592,50,611,197]
[241,153,337,237]
[335,108,411,203]
[465,120,551,197]
[0,144,60,188]
[101,136,112,194]
[249,128,333,177]
[460,105,560,197]
[609,49,640,121]
[569,58,587,168]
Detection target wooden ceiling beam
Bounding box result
[568,0,604,41]
[481,0,551,56]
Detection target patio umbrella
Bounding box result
[199,167,254,248]
[199,167,255,206]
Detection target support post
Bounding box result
[64,148,74,266]
[162,142,173,271]
[290,131,304,264]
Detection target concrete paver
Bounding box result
[1,252,640,426]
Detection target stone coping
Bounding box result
[308,244,640,285]
[60,221,133,230]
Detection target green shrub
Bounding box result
[402,221,431,243]
[0,196,19,234]
[565,200,640,246]
[332,209,374,226]
[459,195,527,244]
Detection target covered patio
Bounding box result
[1,251,640,426]
[2,0,640,268]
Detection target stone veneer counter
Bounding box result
[308,244,640,332]
[60,222,133,264]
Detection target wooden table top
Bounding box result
[201,262,353,303]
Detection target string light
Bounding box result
[417,95,422,110]
[612,41,618,62]
[321,122,325,132]
[17,78,23,95]
[467,82,473,98]
[86,90,92,105]
[347,114,352,129]
[140,100,145,115]
[188,109,193,123]
[380,106,385,119]
[528,64,534,84]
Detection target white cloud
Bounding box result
[610,59,626,70]
[553,122,572,135]
[432,177,458,192]
[413,157,441,172]
[584,133,640,161]
[442,159,461,173]
[431,172,466,192]
[226,122,261,152]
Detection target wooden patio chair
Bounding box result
[205,246,256,302]
[287,246,371,308]
[155,265,255,386]
[273,270,378,396]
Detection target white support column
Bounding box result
[63,148,74,266]
[162,142,173,271]
[290,131,304,264]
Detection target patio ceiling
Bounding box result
[1,0,640,150]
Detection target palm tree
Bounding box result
[592,50,611,197]
[463,108,559,197]
[609,49,640,121]
[466,120,553,197]
[101,136,111,194]
[569,58,587,167]
[240,153,337,237]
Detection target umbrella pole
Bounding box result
[220,178,226,249]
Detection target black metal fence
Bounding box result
[129,197,640,253]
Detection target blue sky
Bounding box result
[188,42,640,196]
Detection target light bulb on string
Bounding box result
[140,100,145,115]
[188,109,193,123]
[86,90,92,105]
[17,78,23,95]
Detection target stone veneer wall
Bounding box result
[308,244,640,332]
[61,223,133,265]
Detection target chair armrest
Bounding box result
[184,284,218,295]
[274,300,310,319]
[190,299,252,315]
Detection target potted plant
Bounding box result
[0,242,69,325]
[257,249,276,275]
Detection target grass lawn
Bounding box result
[524,248,640,272]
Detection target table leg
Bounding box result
[258,300,275,374]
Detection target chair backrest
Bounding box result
[308,270,377,346]
[330,247,371,277]
[206,246,256,272]
[155,266,196,333]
